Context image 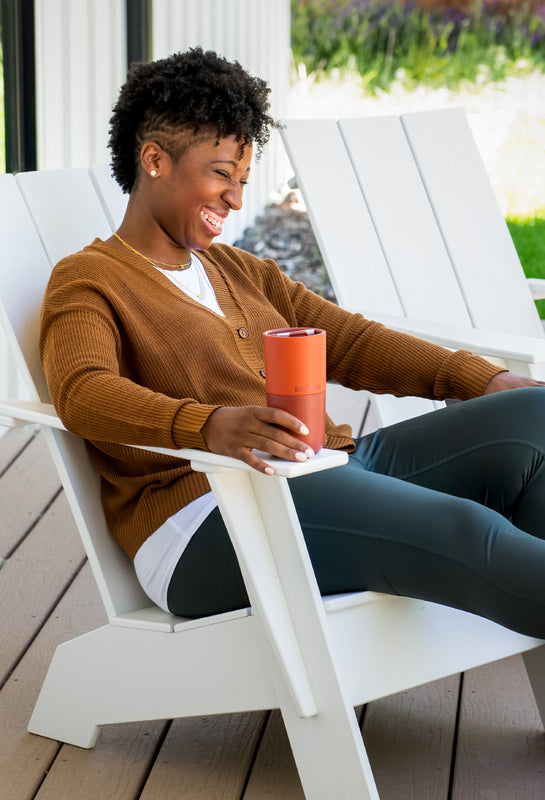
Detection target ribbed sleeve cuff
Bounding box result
[172,403,221,449]
[434,350,507,400]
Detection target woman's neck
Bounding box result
[113,198,192,271]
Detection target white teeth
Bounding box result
[201,211,222,228]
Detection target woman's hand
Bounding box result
[201,405,315,475]
[484,372,545,394]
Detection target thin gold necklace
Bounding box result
[176,262,204,299]
[113,232,192,270]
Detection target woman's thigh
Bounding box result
[289,462,545,637]
[168,388,545,634]
[356,387,545,535]
[169,451,545,636]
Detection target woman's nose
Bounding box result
[223,182,244,211]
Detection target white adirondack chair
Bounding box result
[2,166,545,800]
[281,107,545,431]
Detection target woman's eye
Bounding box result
[215,170,248,188]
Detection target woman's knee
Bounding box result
[488,386,545,441]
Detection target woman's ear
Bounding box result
[140,141,166,179]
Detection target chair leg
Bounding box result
[522,644,545,729]
[28,629,106,748]
[280,695,380,800]
[28,619,269,748]
[31,625,381,796]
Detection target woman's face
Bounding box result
[149,134,253,251]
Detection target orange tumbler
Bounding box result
[263,327,326,453]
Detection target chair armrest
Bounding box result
[527,278,545,301]
[347,309,545,368]
[0,397,348,718]
[0,398,348,478]
[135,443,348,477]
[0,399,68,429]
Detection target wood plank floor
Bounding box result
[1,425,545,799]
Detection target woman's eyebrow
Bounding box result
[211,160,251,173]
[211,160,238,168]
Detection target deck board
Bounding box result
[452,655,545,799]
[0,565,105,800]
[0,425,34,473]
[0,490,85,686]
[35,717,168,800]
[362,674,460,800]
[244,710,306,799]
[138,712,266,799]
[0,430,62,559]
[1,426,545,798]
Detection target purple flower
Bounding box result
[483,0,502,15]
[536,3,545,22]
[441,7,467,27]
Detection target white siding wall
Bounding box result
[34,0,126,169]
[2,1,127,422]
[0,0,291,406]
[33,0,291,243]
[151,0,291,244]
[34,0,291,240]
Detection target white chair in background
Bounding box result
[281,107,545,432]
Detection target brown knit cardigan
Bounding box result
[39,239,503,558]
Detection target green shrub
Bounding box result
[291,1,545,91]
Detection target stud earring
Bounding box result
[150,169,157,177]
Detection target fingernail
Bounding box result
[295,451,308,461]
[299,424,309,435]
[265,466,275,475]
[305,448,315,458]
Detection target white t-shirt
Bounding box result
[134,491,217,611]
[134,253,222,611]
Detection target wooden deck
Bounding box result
[2,425,545,800]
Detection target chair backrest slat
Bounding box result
[0,174,52,401]
[280,118,404,314]
[339,116,472,326]
[16,168,113,266]
[281,117,442,425]
[89,164,129,231]
[0,169,151,620]
[401,107,543,338]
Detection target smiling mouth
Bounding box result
[201,208,225,234]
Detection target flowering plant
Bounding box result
[291,0,545,91]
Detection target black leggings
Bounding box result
[167,387,545,638]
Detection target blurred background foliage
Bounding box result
[290,0,545,314]
[291,0,545,92]
[0,4,543,310]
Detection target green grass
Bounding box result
[507,217,545,317]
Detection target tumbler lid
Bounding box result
[263,327,326,395]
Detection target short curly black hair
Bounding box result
[108,47,279,193]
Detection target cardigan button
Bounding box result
[238,327,249,339]
[260,369,266,378]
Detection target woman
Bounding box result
[40,48,545,635]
